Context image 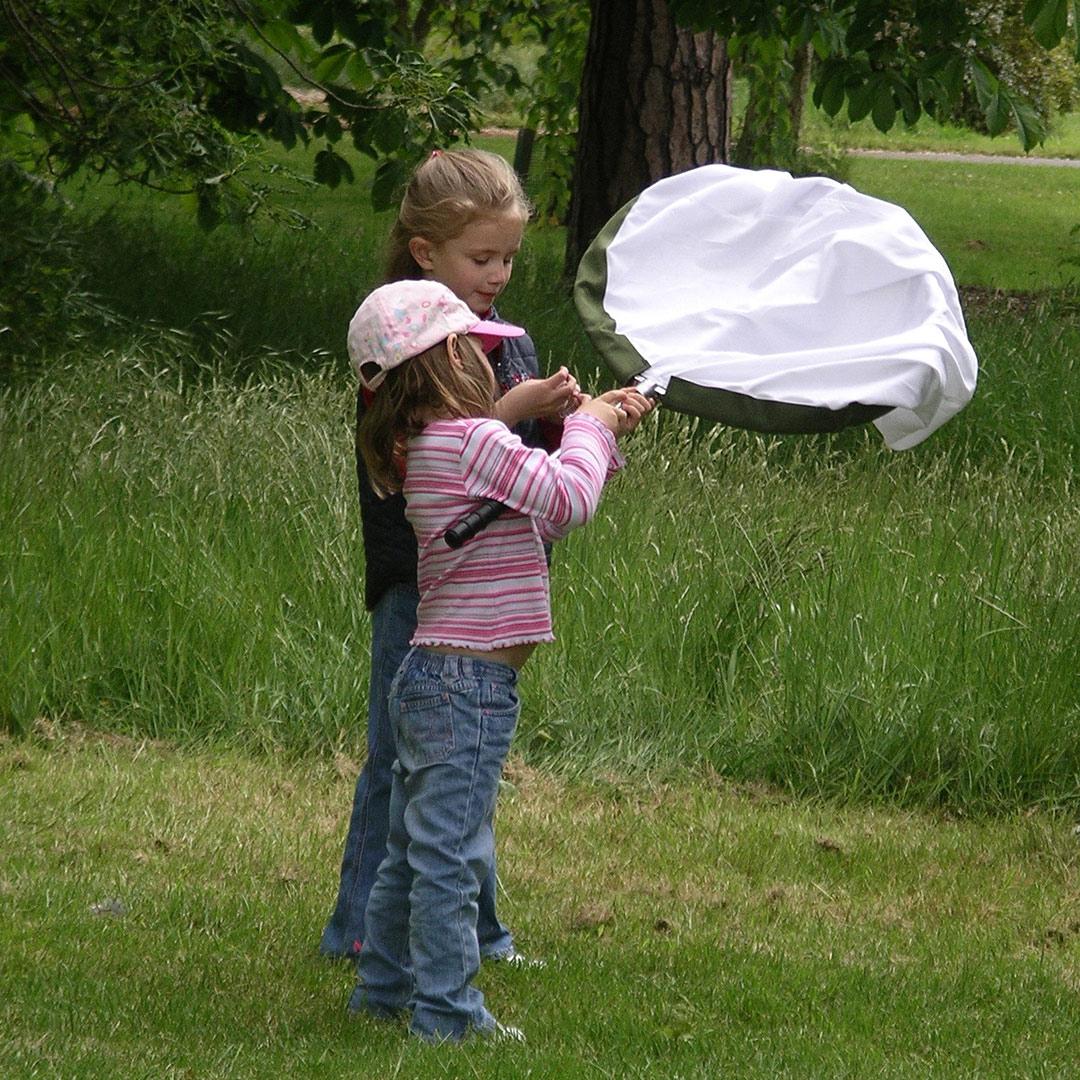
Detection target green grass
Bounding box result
[0,341,368,755]
[2,288,1077,810]
[4,99,1080,1080]
[3,732,1078,1078]
[803,102,1080,159]
[3,137,1079,809]
[845,157,1080,291]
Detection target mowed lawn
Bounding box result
[3,731,1079,1078]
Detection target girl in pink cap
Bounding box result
[346,278,649,1042]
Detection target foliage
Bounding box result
[3,285,1078,807]
[731,37,794,167]
[0,0,487,351]
[950,1,1080,131]
[0,161,113,359]
[0,0,591,219]
[396,2,589,223]
[0,0,481,223]
[516,3,590,223]
[4,1,1077,213]
[671,0,1080,152]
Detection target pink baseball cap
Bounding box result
[347,279,525,391]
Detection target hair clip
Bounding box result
[429,149,443,159]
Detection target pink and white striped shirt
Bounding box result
[403,412,622,650]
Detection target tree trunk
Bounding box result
[564,0,731,277]
[788,41,813,152]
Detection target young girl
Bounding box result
[345,279,649,1042]
[320,149,580,963]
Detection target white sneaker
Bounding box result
[490,1022,527,1043]
[499,950,547,970]
[412,1019,527,1045]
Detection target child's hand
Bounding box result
[575,392,622,435]
[577,388,655,437]
[494,368,582,426]
[608,388,654,436]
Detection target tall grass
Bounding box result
[1,336,370,754]
[537,411,1079,810]
[3,287,1077,809]
[2,135,1078,812]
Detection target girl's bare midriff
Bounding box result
[429,643,536,671]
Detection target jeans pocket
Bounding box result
[483,683,519,761]
[394,686,456,770]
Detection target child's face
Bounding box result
[411,212,525,315]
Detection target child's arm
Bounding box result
[459,412,621,542]
[493,367,582,428]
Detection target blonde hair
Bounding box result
[383,149,533,282]
[358,335,496,496]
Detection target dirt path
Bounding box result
[480,127,1079,168]
[846,148,1080,168]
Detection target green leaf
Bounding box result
[984,91,1009,137]
[847,83,874,123]
[271,107,299,150]
[313,47,349,84]
[260,18,305,57]
[371,110,403,154]
[936,55,966,102]
[818,12,849,57]
[314,148,342,188]
[819,72,845,117]
[1023,0,1069,49]
[345,53,375,93]
[1005,92,1048,151]
[320,114,343,144]
[371,158,405,212]
[968,59,998,112]
[871,86,896,132]
[893,81,919,126]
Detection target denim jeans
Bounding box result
[320,585,512,961]
[352,648,520,1041]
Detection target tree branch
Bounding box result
[226,0,366,111]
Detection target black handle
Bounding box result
[443,498,507,549]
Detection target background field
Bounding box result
[3,731,1079,1078]
[3,123,1079,1076]
[4,131,1077,809]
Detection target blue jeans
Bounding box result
[320,585,512,960]
[351,648,520,1041]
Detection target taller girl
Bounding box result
[320,149,579,963]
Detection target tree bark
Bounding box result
[788,41,813,151]
[564,0,731,277]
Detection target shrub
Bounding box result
[0,160,112,362]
